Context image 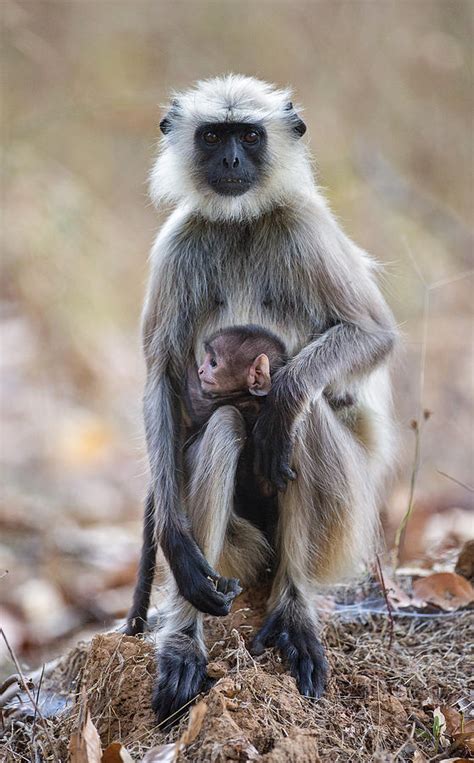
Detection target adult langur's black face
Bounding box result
[193,122,268,196]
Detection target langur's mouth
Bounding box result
[211,178,252,196]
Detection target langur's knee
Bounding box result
[205,404,246,441]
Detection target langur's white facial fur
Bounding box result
[149,74,315,222]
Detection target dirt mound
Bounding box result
[2,589,472,761]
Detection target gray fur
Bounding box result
[132,74,398,717]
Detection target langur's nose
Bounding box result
[198,367,204,375]
[223,155,239,169]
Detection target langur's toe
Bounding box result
[282,634,328,699]
[251,609,328,699]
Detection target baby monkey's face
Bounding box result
[198,339,271,397]
[198,351,247,394]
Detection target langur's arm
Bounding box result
[253,260,397,489]
[142,259,241,616]
[275,301,396,415]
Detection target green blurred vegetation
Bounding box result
[1,0,473,663]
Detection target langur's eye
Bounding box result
[210,358,218,368]
[242,131,259,144]
[203,131,219,145]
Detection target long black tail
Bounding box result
[125,488,157,635]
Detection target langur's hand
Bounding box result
[166,530,242,616]
[252,410,296,492]
[173,554,242,616]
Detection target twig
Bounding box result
[0,629,59,763]
[436,469,474,493]
[0,657,59,708]
[31,664,45,758]
[392,413,430,570]
[394,244,474,571]
[374,554,394,650]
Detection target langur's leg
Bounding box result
[125,488,156,635]
[252,397,380,698]
[152,406,246,723]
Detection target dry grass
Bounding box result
[2,583,472,762]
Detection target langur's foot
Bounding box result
[153,634,211,726]
[251,608,328,698]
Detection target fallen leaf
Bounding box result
[140,702,208,762]
[69,710,102,763]
[413,572,474,611]
[102,742,134,763]
[180,700,207,746]
[440,705,463,736]
[412,751,427,763]
[451,730,474,755]
[439,758,471,762]
[455,540,474,583]
[382,575,413,609]
[141,743,177,763]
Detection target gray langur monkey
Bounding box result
[126,74,398,723]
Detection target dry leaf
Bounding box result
[440,705,463,736]
[102,742,134,763]
[141,702,207,763]
[451,731,474,755]
[382,575,413,609]
[69,710,102,763]
[179,700,207,746]
[455,540,474,583]
[141,743,177,763]
[412,751,427,763]
[439,758,471,762]
[413,572,474,611]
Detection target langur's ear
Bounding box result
[285,101,307,139]
[159,99,180,135]
[248,354,271,397]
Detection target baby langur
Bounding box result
[186,325,289,501]
[188,324,355,430]
[187,325,287,431]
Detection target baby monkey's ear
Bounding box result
[248,354,271,397]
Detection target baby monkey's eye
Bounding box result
[242,131,259,144]
[209,358,218,368]
[203,131,219,145]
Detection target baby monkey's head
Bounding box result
[198,325,287,397]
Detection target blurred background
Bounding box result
[1,0,473,673]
